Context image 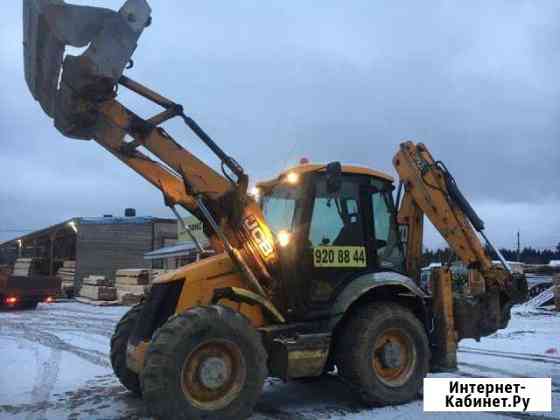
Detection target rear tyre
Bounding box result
[141,305,267,420]
[110,303,144,396]
[335,302,429,406]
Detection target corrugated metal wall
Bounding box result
[153,221,178,250]
[75,220,176,287]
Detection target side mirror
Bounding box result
[326,161,342,194]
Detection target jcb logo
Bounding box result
[244,215,274,257]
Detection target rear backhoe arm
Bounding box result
[393,141,528,361]
[393,141,510,291]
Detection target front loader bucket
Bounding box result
[23,0,151,139]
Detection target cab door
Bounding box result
[297,173,374,317]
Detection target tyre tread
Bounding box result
[110,303,144,396]
[141,305,267,420]
[335,302,429,406]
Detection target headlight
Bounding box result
[277,230,291,247]
[250,187,260,200]
[286,172,299,184]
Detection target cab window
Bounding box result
[369,179,404,270]
[261,184,301,234]
[308,177,363,247]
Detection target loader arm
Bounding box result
[22,0,280,298]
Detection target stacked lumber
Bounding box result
[56,260,76,297]
[79,275,117,301]
[150,269,171,282]
[115,268,151,305]
[12,258,36,276]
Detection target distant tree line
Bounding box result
[422,242,560,266]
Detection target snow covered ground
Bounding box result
[0,301,558,419]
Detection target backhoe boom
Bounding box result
[394,141,509,290]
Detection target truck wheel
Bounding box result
[22,301,38,310]
[335,302,429,406]
[110,303,144,396]
[141,305,267,420]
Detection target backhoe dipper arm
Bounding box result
[393,141,509,290]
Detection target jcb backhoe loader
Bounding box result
[22,1,527,419]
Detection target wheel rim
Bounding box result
[180,339,247,410]
[372,328,416,387]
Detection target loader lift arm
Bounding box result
[99,82,224,215]
[23,0,280,301]
[93,75,243,247]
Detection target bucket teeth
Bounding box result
[22,0,151,139]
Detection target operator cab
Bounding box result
[256,162,404,319]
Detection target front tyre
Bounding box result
[141,305,267,420]
[110,303,144,396]
[335,302,429,406]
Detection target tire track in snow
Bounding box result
[460,346,560,362]
[458,362,560,392]
[26,345,62,420]
[11,324,111,368]
[459,347,560,365]
[34,312,117,332]
[1,312,116,338]
[5,328,63,420]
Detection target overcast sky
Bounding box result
[0,0,559,249]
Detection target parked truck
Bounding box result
[0,270,60,310]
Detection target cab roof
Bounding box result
[256,163,394,189]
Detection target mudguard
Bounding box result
[329,271,428,329]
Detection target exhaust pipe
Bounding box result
[23,0,151,139]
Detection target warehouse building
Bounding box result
[144,215,211,269]
[0,210,177,288]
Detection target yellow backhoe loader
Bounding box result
[22,1,527,419]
